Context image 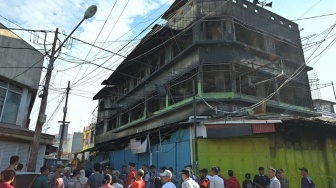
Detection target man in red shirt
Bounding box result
[126,162,137,187]
[0,169,16,188]
[227,170,241,188]
[131,169,145,188]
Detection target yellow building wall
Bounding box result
[324,138,336,187]
[82,129,90,151]
[197,137,271,183]
[197,136,334,188]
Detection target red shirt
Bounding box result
[131,180,145,188]
[227,176,241,188]
[0,182,14,188]
[126,170,136,187]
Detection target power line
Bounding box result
[71,0,118,83]
[297,0,322,19]
[292,12,336,21]
[11,56,45,80]
[70,0,176,88]
[0,66,44,69]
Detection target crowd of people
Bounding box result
[0,156,317,188]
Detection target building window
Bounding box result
[274,39,300,61]
[203,64,231,93]
[84,133,89,145]
[147,91,166,115]
[90,130,94,144]
[107,117,117,131]
[130,101,145,121]
[99,100,104,111]
[96,123,104,135]
[121,109,129,126]
[0,80,22,125]
[168,68,197,105]
[234,23,265,51]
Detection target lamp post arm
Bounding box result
[54,18,85,54]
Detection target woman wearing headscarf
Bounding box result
[80,169,88,188]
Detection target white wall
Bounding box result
[0,141,46,172]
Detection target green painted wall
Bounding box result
[197,136,334,188]
[197,137,271,184]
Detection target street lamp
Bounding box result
[27,5,98,172]
[84,5,98,19]
[55,5,98,53]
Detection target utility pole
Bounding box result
[58,81,71,160]
[192,79,198,171]
[331,81,336,101]
[27,28,59,172]
[26,5,97,172]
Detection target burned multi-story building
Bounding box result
[92,1,336,187]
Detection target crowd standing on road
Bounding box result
[0,155,317,188]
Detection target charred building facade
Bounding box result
[90,1,330,187]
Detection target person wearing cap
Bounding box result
[126,162,137,188]
[242,173,253,188]
[50,164,65,187]
[184,165,198,182]
[149,165,160,188]
[160,170,176,188]
[68,169,82,188]
[209,166,224,188]
[299,167,315,188]
[276,169,289,188]
[181,169,200,188]
[168,167,178,186]
[253,167,270,188]
[227,170,240,188]
[34,166,50,188]
[268,168,280,188]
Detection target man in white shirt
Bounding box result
[160,170,176,188]
[209,166,224,188]
[181,169,200,188]
[268,168,280,188]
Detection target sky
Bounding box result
[0,0,335,135]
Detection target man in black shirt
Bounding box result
[253,167,270,188]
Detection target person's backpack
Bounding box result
[202,178,210,188]
[307,177,316,188]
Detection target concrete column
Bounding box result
[16,88,30,127]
